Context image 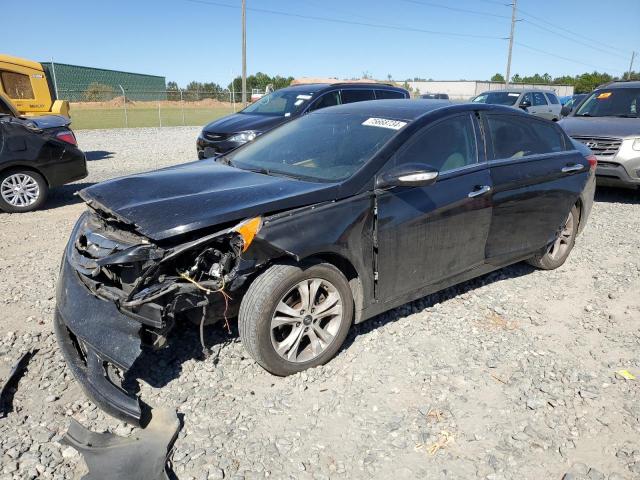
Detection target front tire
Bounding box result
[527,205,578,270]
[239,261,354,376]
[0,170,48,213]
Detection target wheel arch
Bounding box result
[0,164,50,186]
[303,252,365,323]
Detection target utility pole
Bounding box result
[241,0,247,105]
[628,51,636,80]
[505,0,517,87]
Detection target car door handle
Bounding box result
[561,164,584,173]
[468,185,491,197]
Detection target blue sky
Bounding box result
[4,0,639,88]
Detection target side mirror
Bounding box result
[376,163,439,189]
[560,105,571,117]
[519,100,531,109]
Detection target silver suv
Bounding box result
[471,89,562,121]
[559,81,640,189]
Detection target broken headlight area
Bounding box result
[69,209,258,348]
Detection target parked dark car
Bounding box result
[0,96,87,212]
[560,94,588,116]
[559,81,640,189]
[56,100,595,424]
[196,83,409,158]
[420,93,449,100]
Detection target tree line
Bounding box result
[489,71,639,93]
[166,72,294,101]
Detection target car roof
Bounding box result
[313,99,522,121]
[479,89,555,94]
[280,83,406,94]
[598,80,640,89]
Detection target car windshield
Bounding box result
[472,92,520,106]
[574,88,640,118]
[224,112,403,182]
[240,89,314,117]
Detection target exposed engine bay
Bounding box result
[69,208,263,351]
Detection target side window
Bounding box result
[533,92,548,106]
[0,97,14,116]
[486,114,564,160]
[375,89,405,99]
[308,91,340,112]
[521,92,533,105]
[545,92,559,104]
[1,72,35,100]
[340,89,375,104]
[395,114,477,173]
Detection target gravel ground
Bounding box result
[1,127,639,480]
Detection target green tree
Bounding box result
[167,81,180,101]
[83,82,115,102]
[490,73,505,82]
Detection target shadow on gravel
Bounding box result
[124,262,536,394]
[594,187,640,205]
[124,322,239,393]
[85,150,115,161]
[44,182,96,210]
[342,261,536,351]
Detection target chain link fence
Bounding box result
[59,88,250,130]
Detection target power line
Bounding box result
[521,19,630,61]
[397,0,510,19]
[515,42,625,74]
[517,7,630,56]
[185,0,505,40]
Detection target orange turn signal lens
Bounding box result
[233,216,262,252]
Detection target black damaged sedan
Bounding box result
[55,100,595,424]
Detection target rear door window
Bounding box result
[533,92,548,106]
[1,72,35,100]
[486,114,564,160]
[340,89,375,104]
[375,89,405,99]
[545,92,560,104]
[394,114,478,173]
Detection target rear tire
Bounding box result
[0,170,48,213]
[527,205,578,270]
[239,261,354,376]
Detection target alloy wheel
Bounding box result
[547,211,574,261]
[1,173,40,208]
[270,278,343,363]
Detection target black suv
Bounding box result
[197,83,409,158]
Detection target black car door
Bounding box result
[482,113,589,265]
[375,113,493,302]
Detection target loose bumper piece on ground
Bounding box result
[62,408,180,480]
[0,350,36,418]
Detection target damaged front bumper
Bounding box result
[54,209,269,425]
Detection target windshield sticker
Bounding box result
[597,92,612,99]
[294,99,305,106]
[296,94,312,100]
[507,92,520,96]
[362,117,407,130]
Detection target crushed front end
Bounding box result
[55,208,260,424]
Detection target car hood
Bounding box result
[202,113,287,134]
[78,160,338,241]
[21,114,71,130]
[559,116,640,138]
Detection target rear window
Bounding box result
[545,92,559,104]
[486,114,564,160]
[1,72,34,100]
[340,89,375,104]
[375,89,405,99]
